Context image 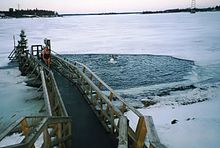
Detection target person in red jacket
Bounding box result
[42,46,51,67]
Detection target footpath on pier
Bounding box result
[52,68,117,148]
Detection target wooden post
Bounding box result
[57,123,62,148]
[100,96,103,117]
[20,118,30,136]
[98,81,102,89]
[106,92,113,115]
[144,116,167,148]
[118,116,128,148]
[94,91,99,105]
[110,107,115,133]
[67,122,72,147]
[43,128,51,148]
[120,103,126,113]
[83,66,86,73]
[133,116,147,148]
[89,86,93,100]
[97,81,103,116]
[89,73,93,80]
[109,92,113,102]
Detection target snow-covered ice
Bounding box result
[0,12,220,147]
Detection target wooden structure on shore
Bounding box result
[0,36,166,148]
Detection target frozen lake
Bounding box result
[0,12,220,62]
[0,12,220,147]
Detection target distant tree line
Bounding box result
[0,8,59,18]
[143,5,220,14]
[215,5,220,10]
[60,5,220,17]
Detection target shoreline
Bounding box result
[1,6,220,19]
[60,6,220,16]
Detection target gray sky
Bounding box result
[0,0,219,13]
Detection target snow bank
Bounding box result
[0,132,44,147]
[0,133,24,147]
[126,85,220,148]
[0,54,10,67]
[0,67,45,133]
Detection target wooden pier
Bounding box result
[0,37,166,148]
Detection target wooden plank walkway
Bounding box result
[52,68,117,148]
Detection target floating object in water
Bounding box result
[108,55,117,64]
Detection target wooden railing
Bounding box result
[40,68,68,117]
[18,53,68,117]
[3,45,165,148]
[51,53,166,148]
[0,116,71,148]
[1,50,71,147]
[8,48,17,61]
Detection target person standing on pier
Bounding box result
[42,39,51,67]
